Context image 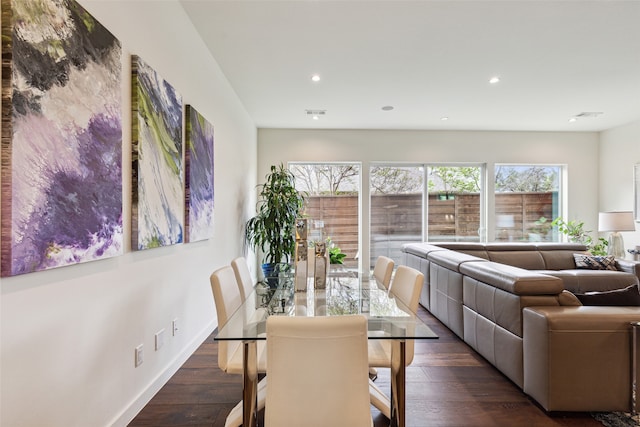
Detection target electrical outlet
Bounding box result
[135,344,144,367]
[155,329,165,351]
[172,318,179,336]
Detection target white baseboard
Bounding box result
[108,320,216,427]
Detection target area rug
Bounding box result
[592,412,640,427]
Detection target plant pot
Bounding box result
[262,262,293,288]
[262,263,278,288]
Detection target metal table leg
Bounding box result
[243,340,258,427]
[390,339,406,427]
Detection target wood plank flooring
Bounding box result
[129,306,605,427]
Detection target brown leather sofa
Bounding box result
[402,242,640,412]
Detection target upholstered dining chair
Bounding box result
[372,255,395,289]
[367,265,424,418]
[265,315,373,427]
[369,256,395,380]
[210,265,267,427]
[231,256,255,302]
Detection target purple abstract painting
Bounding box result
[185,105,214,242]
[1,0,123,276]
[131,56,184,250]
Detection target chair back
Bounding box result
[209,265,243,372]
[373,256,394,289]
[231,257,254,302]
[388,265,423,313]
[265,315,372,427]
[388,265,424,365]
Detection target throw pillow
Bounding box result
[557,290,582,306]
[573,254,618,271]
[574,284,640,306]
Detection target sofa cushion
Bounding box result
[459,261,563,295]
[573,254,618,271]
[402,243,447,259]
[427,250,486,272]
[574,284,640,306]
[540,249,590,270]
[487,249,546,270]
[534,269,640,294]
[428,242,489,259]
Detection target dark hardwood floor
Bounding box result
[129,306,606,427]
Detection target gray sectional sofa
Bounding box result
[403,241,640,412]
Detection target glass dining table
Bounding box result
[214,271,438,427]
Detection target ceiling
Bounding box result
[181,0,640,132]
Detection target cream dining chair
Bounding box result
[369,256,395,380]
[210,265,267,427]
[231,256,255,302]
[368,265,424,419]
[372,255,394,289]
[265,315,373,427]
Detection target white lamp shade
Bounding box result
[598,211,636,232]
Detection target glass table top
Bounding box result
[215,274,438,341]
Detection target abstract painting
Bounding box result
[1,0,123,277]
[131,55,184,250]
[185,105,214,242]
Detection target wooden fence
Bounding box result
[304,192,556,269]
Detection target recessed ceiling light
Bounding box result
[381,105,394,111]
[441,117,449,121]
[311,74,321,82]
[489,76,500,84]
[568,117,578,123]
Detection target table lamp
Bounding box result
[598,211,636,258]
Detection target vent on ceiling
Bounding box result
[305,109,326,116]
[575,112,603,118]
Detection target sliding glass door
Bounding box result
[290,163,360,270]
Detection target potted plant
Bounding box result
[325,237,347,265]
[551,217,609,255]
[245,164,306,281]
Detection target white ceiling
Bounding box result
[181,0,640,132]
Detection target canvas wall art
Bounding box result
[185,105,214,242]
[1,0,123,277]
[131,55,184,250]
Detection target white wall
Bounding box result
[0,1,257,426]
[258,129,600,272]
[600,120,640,256]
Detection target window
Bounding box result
[369,164,483,270]
[427,165,483,243]
[290,163,360,269]
[370,165,424,270]
[494,165,561,241]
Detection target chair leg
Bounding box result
[225,377,268,427]
[369,378,391,419]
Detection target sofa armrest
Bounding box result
[523,306,640,412]
[617,258,640,281]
